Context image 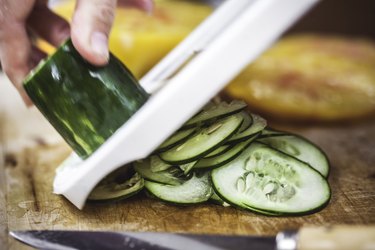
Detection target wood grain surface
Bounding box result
[1,75,375,250]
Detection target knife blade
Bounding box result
[10,230,276,250]
[10,226,375,250]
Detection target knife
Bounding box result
[10,226,375,250]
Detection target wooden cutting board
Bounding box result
[1,75,375,250]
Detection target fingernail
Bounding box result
[91,32,109,61]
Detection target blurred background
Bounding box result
[2,0,375,124]
[40,0,375,123]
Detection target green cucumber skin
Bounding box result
[24,39,149,158]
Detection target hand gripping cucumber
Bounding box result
[24,39,149,158]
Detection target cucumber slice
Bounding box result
[144,172,213,204]
[24,39,149,159]
[226,114,266,144]
[179,161,197,174]
[210,191,230,207]
[134,158,187,186]
[148,156,172,173]
[204,145,231,158]
[88,166,144,202]
[260,129,288,138]
[258,134,329,177]
[183,100,247,128]
[160,114,244,164]
[211,142,330,214]
[194,134,258,169]
[156,128,196,153]
[238,111,253,132]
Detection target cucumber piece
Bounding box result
[258,134,330,177]
[148,156,172,173]
[226,114,266,144]
[204,145,231,158]
[160,113,244,164]
[144,172,213,204]
[24,39,149,158]
[134,158,187,186]
[88,166,144,202]
[260,129,288,138]
[238,111,253,132]
[211,142,330,214]
[194,134,258,169]
[156,128,196,153]
[210,191,230,207]
[183,100,247,128]
[179,161,197,174]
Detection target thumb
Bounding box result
[71,0,117,66]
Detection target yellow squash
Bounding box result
[40,0,212,78]
[226,34,375,122]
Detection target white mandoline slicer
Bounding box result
[53,0,319,209]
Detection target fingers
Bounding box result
[27,4,70,47]
[71,0,117,66]
[0,20,33,105]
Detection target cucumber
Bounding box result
[179,161,197,174]
[134,157,187,186]
[210,191,230,207]
[194,134,259,169]
[258,134,330,177]
[260,129,288,138]
[88,166,144,202]
[226,113,266,143]
[144,172,213,204]
[182,100,247,128]
[148,156,172,173]
[155,128,196,153]
[75,97,330,216]
[24,39,149,158]
[204,145,231,158]
[160,113,244,164]
[238,111,253,132]
[211,142,330,214]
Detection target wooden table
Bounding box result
[1,74,374,249]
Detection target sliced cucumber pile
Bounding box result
[88,100,330,216]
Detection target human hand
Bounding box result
[0,0,153,105]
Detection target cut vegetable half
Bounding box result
[24,39,149,159]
